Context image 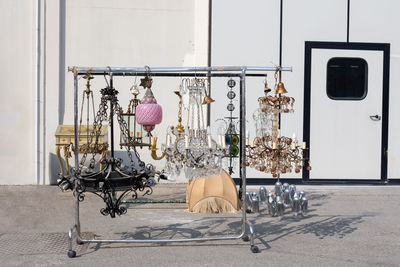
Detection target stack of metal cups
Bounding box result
[245,182,309,217]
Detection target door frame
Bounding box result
[303,41,391,184]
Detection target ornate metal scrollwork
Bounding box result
[59,74,160,218]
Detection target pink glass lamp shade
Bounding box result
[136,88,162,132]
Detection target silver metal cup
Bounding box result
[245,192,252,213]
[276,196,285,217]
[275,181,283,196]
[292,196,300,216]
[301,197,308,213]
[289,184,296,199]
[251,195,260,213]
[267,195,276,216]
[259,187,267,202]
[299,190,305,199]
[283,183,289,191]
[283,188,291,206]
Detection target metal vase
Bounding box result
[283,188,291,206]
[267,195,276,216]
[292,196,300,216]
[276,196,285,217]
[275,181,282,196]
[259,186,267,202]
[282,182,289,191]
[301,197,308,214]
[245,192,252,213]
[289,184,296,199]
[251,195,260,213]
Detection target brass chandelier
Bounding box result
[245,69,311,178]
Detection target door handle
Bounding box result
[369,115,381,121]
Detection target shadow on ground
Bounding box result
[78,192,375,254]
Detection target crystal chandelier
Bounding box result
[245,69,311,177]
[153,78,226,180]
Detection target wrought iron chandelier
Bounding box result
[245,69,311,178]
[59,71,162,218]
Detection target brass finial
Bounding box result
[174,90,184,135]
[276,82,288,94]
[140,66,153,89]
[202,95,215,105]
[83,73,94,95]
[274,67,288,94]
[264,80,272,95]
[140,75,152,89]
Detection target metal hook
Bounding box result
[132,71,138,86]
[144,65,152,77]
[103,73,110,88]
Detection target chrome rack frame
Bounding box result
[66,66,292,257]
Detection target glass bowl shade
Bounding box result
[136,104,162,131]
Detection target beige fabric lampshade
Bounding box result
[186,170,239,213]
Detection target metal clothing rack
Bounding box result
[66,66,292,257]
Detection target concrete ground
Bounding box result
[0,184,400,267]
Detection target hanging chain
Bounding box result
[113,99,137,172]
[79,95,108,171]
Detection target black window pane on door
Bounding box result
[326,57,368,100]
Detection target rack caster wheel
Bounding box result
[242,235,250,242]
[68,250,76,258]
[251,245,259,253]
[76,239,84,245]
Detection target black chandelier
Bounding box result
[58,73,165,218]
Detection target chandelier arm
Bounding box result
[91,91,96,124]
[78,90,85,141]
[102,162,113,180]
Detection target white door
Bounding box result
[309,49,383,179]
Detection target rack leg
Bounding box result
[247,220,259,253]
[75,191,84,245]
[68,226,77,258]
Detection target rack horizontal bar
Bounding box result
[68,66,292,73]
[74,72,266,77]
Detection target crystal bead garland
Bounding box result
[161,78,226,180]
[215,78,240,175]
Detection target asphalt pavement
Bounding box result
[0,184,399,266]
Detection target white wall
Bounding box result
[212,0,400,180]
[51,0,207,184]
[0,1,36,184]
[212,0,348,179]
[211,0,280,179]
[1,0,399,184]
[0,0,207,184]
[349,0,400,178]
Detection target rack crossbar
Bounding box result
[68,66,292,73]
